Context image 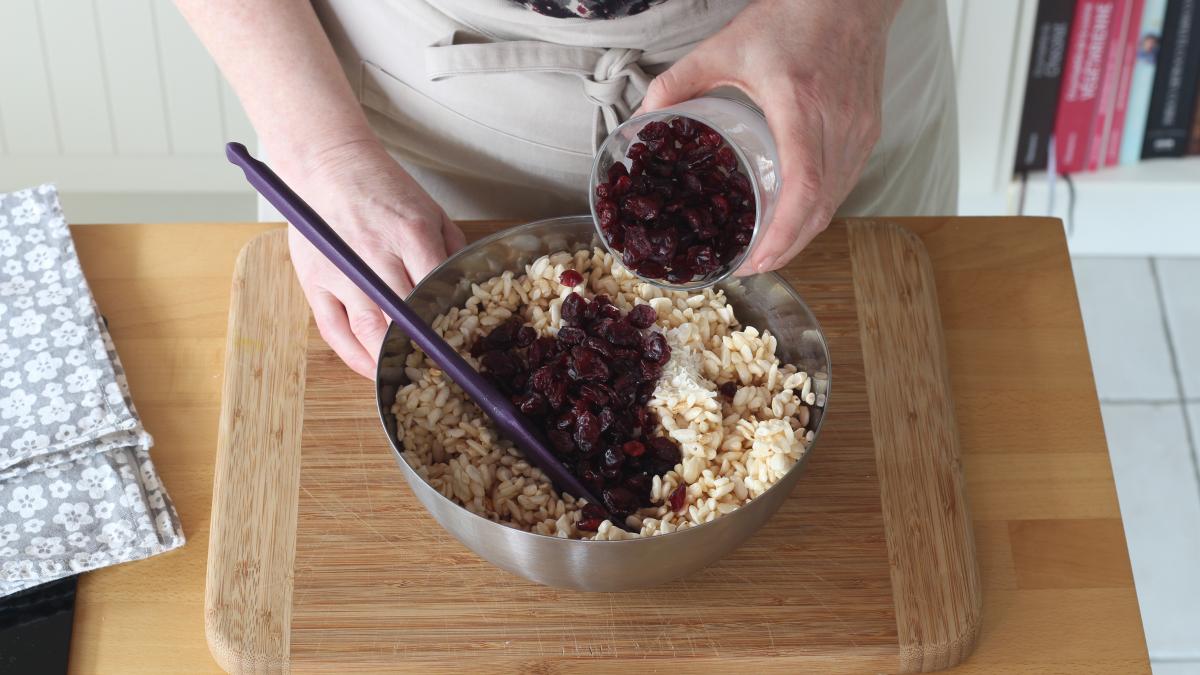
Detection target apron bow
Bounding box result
[426,37,654,151]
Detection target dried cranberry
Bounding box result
[639,359,662,382]
[627,304,657,329]
[548,429,575,455]
[559,269,584,287]
[602,486,639,517]
[481,350,518,377]
[472,295,685,520]
[642,332,670,365]
[573,410,601,451]
[515,326,538,348]
[577,517,604,531]
[624,472,651,499]
[698,129,722,147]
[485,318,521,348]
[514,391,547,416]
[716,145,737,170]
[669,484,687,512]
[557,326,586,345]
[637,120,669,140]
[621,440,646,457]
[606,320,641,348]
[687,245,719,274]
[593,114,755,283]
[649,436,681,464]
[569,346,610,382]
[602,446,624,471]
[561,292,586,324]
[581,336,612,358]
[625,194,662,221]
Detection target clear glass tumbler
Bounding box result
[588,96,781,291]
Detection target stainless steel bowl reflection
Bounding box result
[376,216,830,591]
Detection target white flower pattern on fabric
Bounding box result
[0,186,184,597]
[0,389,35,420]
[76,465,117,500]
[52,502,94,533]
[24,351,63,383]
[7,486,47,518]
[8,308,45,337]
[37,397,75,426]
[48,480,71,499]
[25,536,64,559]
[97,521,136,550]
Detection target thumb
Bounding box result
[639,52,714,113]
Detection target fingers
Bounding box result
[307,288,378,379]
[442,216,467,255]
[640,49,717,113]
[341,287,391,375]
[744,94,835,273]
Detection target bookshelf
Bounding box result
[950,0,1200,255]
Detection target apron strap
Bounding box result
[426,37,652,151]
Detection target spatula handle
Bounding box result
[225,142,604,513]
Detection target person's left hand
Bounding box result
[639,0,899,273]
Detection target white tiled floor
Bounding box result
[1159,259,1200,399]
[1073,259,1179,401]
[1074,257,1200,671]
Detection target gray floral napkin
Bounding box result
[0,184,184,596]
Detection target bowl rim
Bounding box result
[375,215,831,545]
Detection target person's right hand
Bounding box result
[283,139,466,379]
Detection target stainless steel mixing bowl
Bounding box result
[376,216,830,591]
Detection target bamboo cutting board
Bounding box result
[206,220,981,673]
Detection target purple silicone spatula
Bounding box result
[225,142,609,516]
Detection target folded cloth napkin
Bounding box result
[0,185,184,596]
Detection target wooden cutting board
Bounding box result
[205,220,980,673]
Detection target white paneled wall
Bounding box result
[0,0,255,221]
[4,0,1193,241]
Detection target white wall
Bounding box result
[0,0,255,222]
[2,0,1195,248]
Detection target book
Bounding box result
[1119,0,1170,163]
[1089,0,1135,170]
[1104,0,1146,165]
[1055,0,1123,174]
[1015,0,1078,172]
[1143,0,1200,157]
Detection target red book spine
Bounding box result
[1055,0,1120,174]
[1106,0,1145,165]
[1088,0,1130,170]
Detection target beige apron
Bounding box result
[312,0,958,221]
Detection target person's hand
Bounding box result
[282,139,466,379]
[639,0,898,273]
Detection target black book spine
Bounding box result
[1015,0,1078,172]
[1143,0,1200,157]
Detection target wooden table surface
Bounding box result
[65,219,1149,673]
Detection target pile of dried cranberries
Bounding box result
[472,272,683,528]
[593,116,756,284]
